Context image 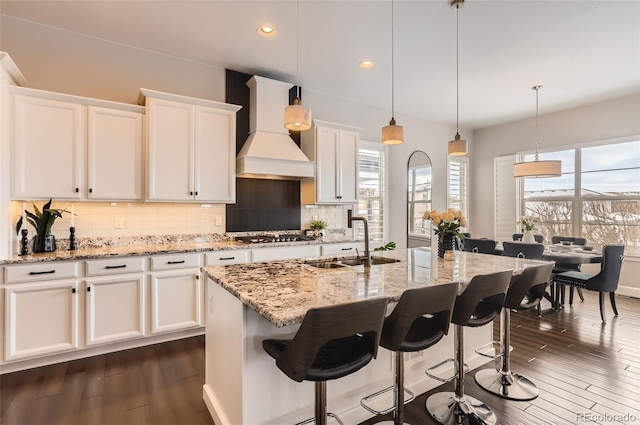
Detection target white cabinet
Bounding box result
[320,241,366,256]
[149,253,202,334]
[251,245,320,262]
[301,119,361,204]
[85,257,146,346]
[12,92,84,199]
[205,249,251,266]
[4,279,79,361]
[87,106,143,200]
[11,87,144,200]
[142,89,241,203]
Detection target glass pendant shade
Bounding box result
[382,118,404,145]
[448,132,467,155]
[513,159,561,178]
[284,98,312,131]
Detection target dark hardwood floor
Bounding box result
[1,291,639,425]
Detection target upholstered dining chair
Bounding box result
[462,238,497,254]
[554,244,625,322]
[550,236,587,305]
[502,241,545,260]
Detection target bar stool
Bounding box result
[425,269,512,425]
[360,282,459,425]
[474,263,554,400]
[262,297,388,425]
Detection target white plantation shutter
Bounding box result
[448,156,469,225]
[357,141,387,242]
[494,155,518,242]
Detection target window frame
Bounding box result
[356,140,388,243]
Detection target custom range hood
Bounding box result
[236,75,314,180]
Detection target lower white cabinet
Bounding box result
[251,245,321,262]
[4,279,79,361]
[85,275,146,346]
[321,241,366,256]
[150,253,202,334]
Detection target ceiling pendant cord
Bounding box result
[382,0,404,145]
[512,84,562,178]
[284,0,312,131]
[448,0,467,156]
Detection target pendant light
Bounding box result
[284,0,311,131]
[381,0,404,145]
[513,85,562,178]
[448,0,467,156]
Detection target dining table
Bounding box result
[495,242,603,310]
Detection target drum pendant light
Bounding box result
[382,0,404,145]
[284,0,311,131]
[448,0,467,156]
[513,85,562,178]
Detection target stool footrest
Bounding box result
[360,385,415,415]
[474,340,506,359]
[425,358,470,383]
[296,412,344,425]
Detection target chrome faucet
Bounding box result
[348,210,370,268]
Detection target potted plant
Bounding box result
[16,199,69,253]
[423,208,466,258]
[309,219,327,239]
[519,215,538,243]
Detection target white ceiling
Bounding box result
[1,0,639,129]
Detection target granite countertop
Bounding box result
[2,234,360,265]
[201,248,550,327]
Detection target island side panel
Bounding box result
[204,279,246,425]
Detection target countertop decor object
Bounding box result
[519,215,538,243]
[310,219,327,239]
[423,208,467,258]
[15,199,70,253]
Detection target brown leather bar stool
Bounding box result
[425,270,512,425]
[475,263,554,400]
[262,297,389,425]
[360,282,459,425]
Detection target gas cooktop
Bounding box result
[234,234,317,244]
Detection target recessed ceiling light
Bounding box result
[359,60,375,68]
[257,25,276,36]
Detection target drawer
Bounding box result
[321,242,366,256]
[205,250,250,266]
[150,253,201,271]
[5,261,79,284]
[86,257,146,276]
[251,245,321,262]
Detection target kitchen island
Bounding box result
[201,248,549,425]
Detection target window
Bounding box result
[448,156,469,226]
[408,152,432,240]
[520,139,640,251]
[357,141,387,243]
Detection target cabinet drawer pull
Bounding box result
[29,270,55,275]
[219,256,235,260]
[75,188,79,193]
[341,248,353,251]
[105,265,127,269]
[87,287,91,292]
[167,260,186,264]
[72,288,76,293]
[89,188,93,193]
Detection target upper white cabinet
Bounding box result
[141,89,241,203]
[301,119,361,204]
[11,87,144,200]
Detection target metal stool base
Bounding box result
[426,392,497,425]
[360,385,414,415]
[474,369,539,401]
[372,421,411,425]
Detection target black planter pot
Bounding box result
[33,235,56,253]
[438,234,456,258]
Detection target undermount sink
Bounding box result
[305,257,400,269]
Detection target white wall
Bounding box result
[471,94,640,296]
[0,16,461,251]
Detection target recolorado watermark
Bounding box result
[576,412,637,423]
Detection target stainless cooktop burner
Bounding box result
[234,234,316,244]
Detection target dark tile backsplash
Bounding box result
[225,69,302,232]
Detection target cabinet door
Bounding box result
[87,106,143,200]
[12,95,83,199]
[150,269,201,334]
[337,130,359,203]
[146,97,194,201]
[194,106,235,203]
[85,276,146,346]
[4,280,79,361]
[315,126,339,203]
